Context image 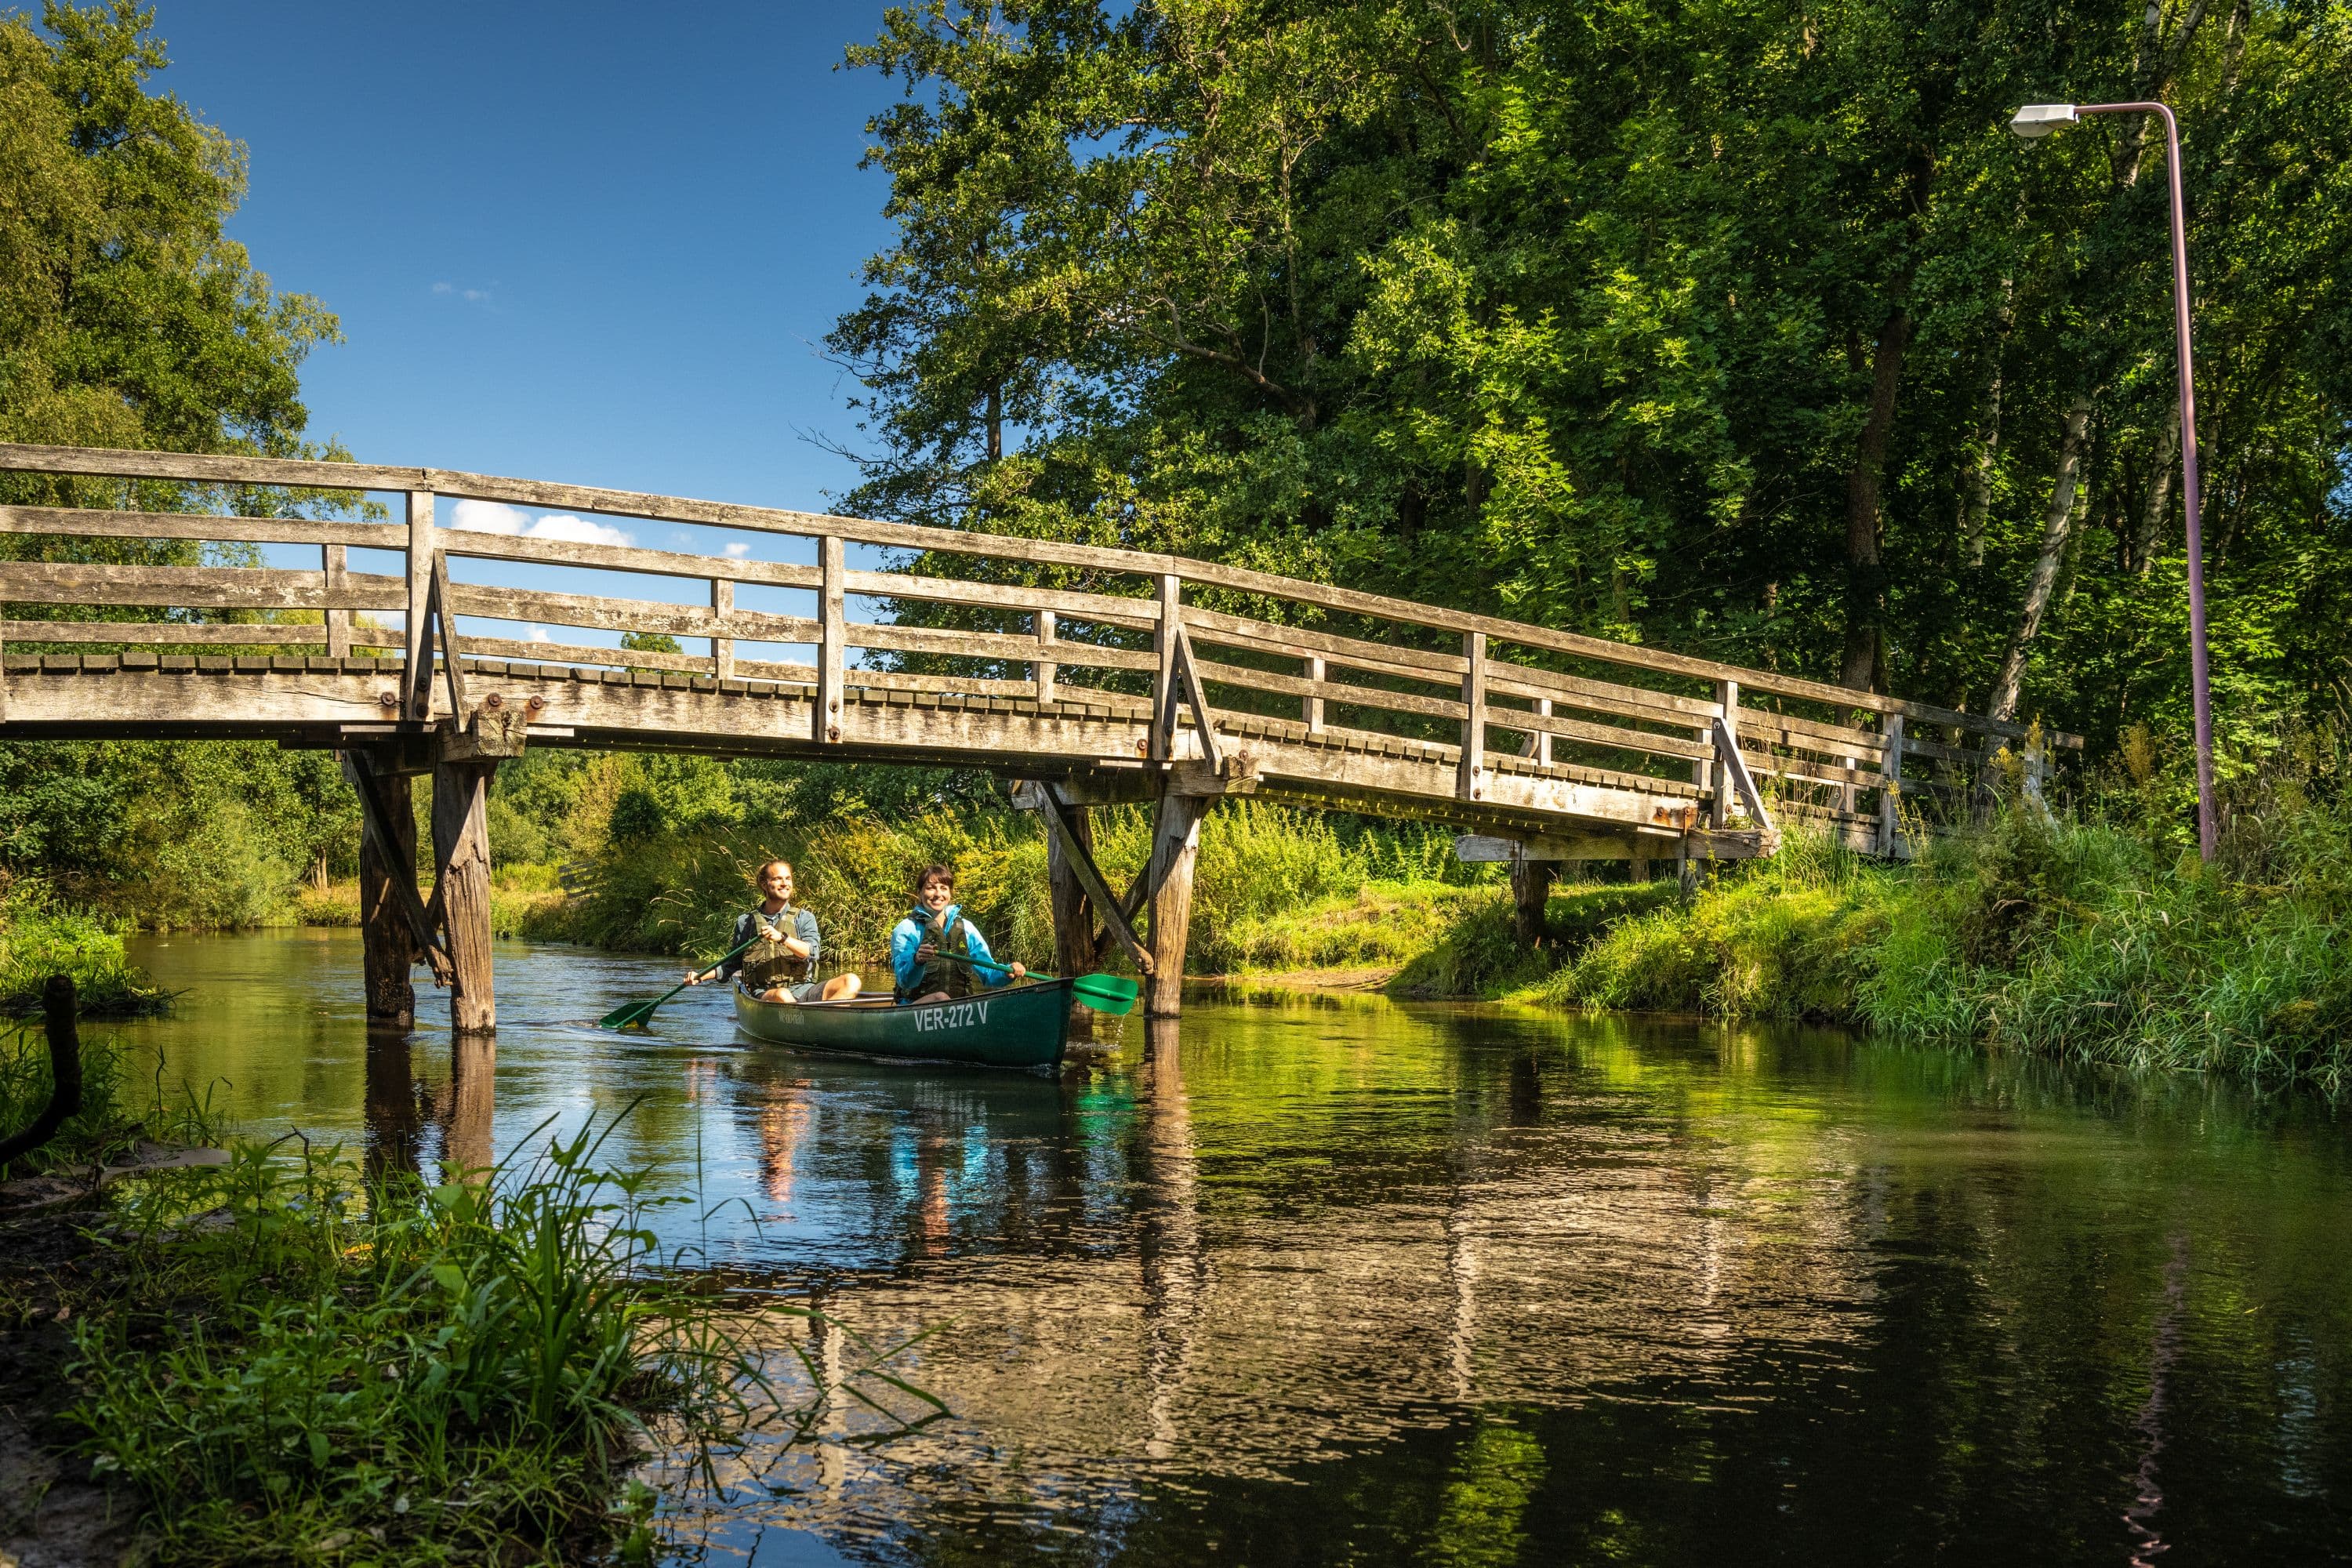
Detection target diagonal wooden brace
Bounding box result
[1033,782,1152,975]
[1155,610,1223,773]
[1710,715,1774,833]
[345,751,455,985]
[1171,623,1222,773]
[431,553,468,721]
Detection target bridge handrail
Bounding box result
[0,441,2079,755]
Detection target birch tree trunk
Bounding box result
[1988,393,2093,721]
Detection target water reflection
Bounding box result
[107,931,2352,1567]
[361,1026,423,1183]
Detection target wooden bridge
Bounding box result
[0,443,2074,1029]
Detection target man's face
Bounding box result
[761,864,794,904]
[919,875,953,913]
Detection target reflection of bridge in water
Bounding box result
[2,443,2074,1030]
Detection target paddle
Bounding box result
[941,951,1140,1016]
[598,930,762,1029]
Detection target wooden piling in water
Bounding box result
[357,763,418,1029]
[1143,789,1207,1018]
[431,756,499,1035]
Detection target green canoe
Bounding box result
[731,978,1073,1070]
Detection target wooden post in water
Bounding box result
[356,760,418,1029]
[431,756,499,1034]
[1142,788,1207,1018]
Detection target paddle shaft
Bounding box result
[942,949,1036,982]
[603,928,763,1027]
[935,949,1138,1016]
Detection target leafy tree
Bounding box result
[829,0,2352,793]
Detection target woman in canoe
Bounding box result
[891,862,1025,1004]
[686,859,862,1003]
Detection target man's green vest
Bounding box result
[741,908,811,993]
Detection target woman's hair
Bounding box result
[754,858,793,884]
[913,862,955,893]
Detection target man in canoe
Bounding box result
[891,862,1025,1004]
[685,859,862,1004]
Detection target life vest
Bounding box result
[901,902,974,1002]
[740,907,811,993]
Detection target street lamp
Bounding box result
[2009,100,2218,860]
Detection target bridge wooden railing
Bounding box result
[0,443,2078,855]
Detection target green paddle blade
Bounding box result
[1069,974,1140,1015]
[598,997,662,1029]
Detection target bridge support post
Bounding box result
[1143,788,1207,1018]
[356,760,418,1029]
[1509,849,1555,947]
[432,756,499,1035]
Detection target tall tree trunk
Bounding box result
[1988,393,2092,721]
[985,382,1004,463]
[1842,309,1913,691]
[2135,394,2180,578]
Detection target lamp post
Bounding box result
[2009,100,2216,859]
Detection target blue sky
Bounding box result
[155,0,901,510]
[134,1,934,660]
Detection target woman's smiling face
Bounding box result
[918,874,953,913]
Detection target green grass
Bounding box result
[62,1112,933,1565]
[292,875,572,941]
[0,877,172,1020]
[1515,783,2352,1091]
[0,1008,218,1181]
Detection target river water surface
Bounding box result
[112,929,2352,1566]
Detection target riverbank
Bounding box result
[0,1025,914,1566]
[0,880,172,1019]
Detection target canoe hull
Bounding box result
[731,979,1071,1070]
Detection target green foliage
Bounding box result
[1523,750,2352,1088]
[67,1115,927,1564]
[0,873,167,1019]
[1390,881,1679,999]
[0,2,336,461]
[833,0,2352,755]
[0,740,357,928]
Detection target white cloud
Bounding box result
[528,513,634,547]
[722,541,751,558]
[432,280,494,305]
[527,626,551,644]
[448,499,632,548]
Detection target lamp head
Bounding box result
[2009,103,2079,140]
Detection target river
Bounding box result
[111,928,2352,1566]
